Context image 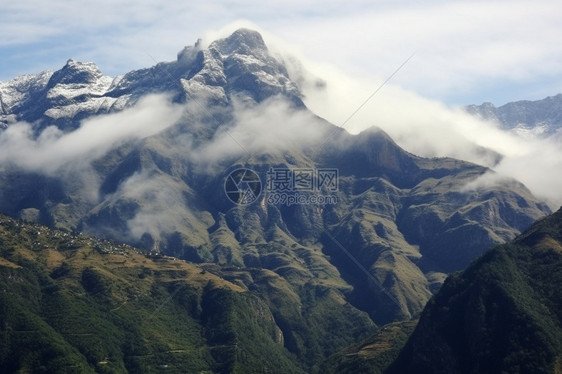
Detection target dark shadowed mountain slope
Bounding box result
[387,207,562,374]
[319,320,418,374]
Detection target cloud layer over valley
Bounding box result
[296,60,562,209]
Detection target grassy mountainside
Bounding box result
[387,207,562,374]
[319,320,418,374]
[72,125,549,325]
[0,214,307,373]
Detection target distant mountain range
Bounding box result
[0,29,556,371]
[465,94,562,138]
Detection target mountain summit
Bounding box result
[0,28,301,133]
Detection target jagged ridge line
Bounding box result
[145,52,251,156]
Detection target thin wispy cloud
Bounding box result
[296,60,562,209]
[0,94,183,174]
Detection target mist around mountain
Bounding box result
[0,28,556,371]
[387,207,562,374]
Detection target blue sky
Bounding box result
[1,0,561,106]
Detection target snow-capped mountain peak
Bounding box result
[46,59,114,100]
[0,71,53,128]
[0,29,303,132]
[48,59,105,86]
[465,94,562,138]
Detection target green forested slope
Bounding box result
[0,214,305,373]
[387,208,562,374]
